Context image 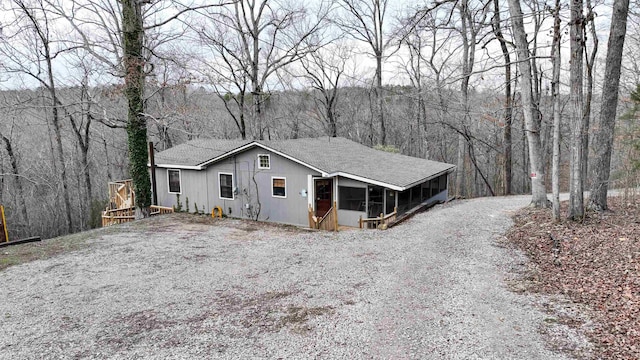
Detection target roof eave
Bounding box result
[399,166,456,191]
[326,172,404,191]
[151,163,203,170]
[328,165,456,192]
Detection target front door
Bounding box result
[315,179,333,217]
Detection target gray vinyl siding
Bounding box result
[155,168,208,213]
[155,148,320,226]
[204,147,321,226]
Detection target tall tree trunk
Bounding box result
[492,0,512,195]
[455,134,466,196]
[1,135,29,230]
[375,50,385,145]
[588,0,630,210]
[456,0,470,198]
[46,54,73,234]
[122,0,151,217]
[568,0,585,220]
[253,84,264,140]
[101,131,113,181]
[251,19,264,141]
[507,0,548,207]
[551,0,562,222]
[327,97,338,137]
[76,82,93,227]
[583,0,598,185]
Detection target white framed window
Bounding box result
[258,154,271,169]
[167,169,181,194]
[219,172,234,200]
[272,176,286,198]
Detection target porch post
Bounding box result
[395,190,398,211]
[333,201,338,231]
[307,174,313,210]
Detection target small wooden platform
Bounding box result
[101,179,174,227]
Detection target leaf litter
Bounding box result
[505,196,640,359]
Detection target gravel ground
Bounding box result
[0,196,578,359]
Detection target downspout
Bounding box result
[205,165,209,213]
[233,156,238,218]
[334,176,339,227]
[148,142,157,205]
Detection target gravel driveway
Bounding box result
[1,196,573,359]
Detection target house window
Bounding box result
[272,177,286,198]
[168,169,181,194]
[219,173,234,200]
[258,154,270,169]
[338,186,365,211]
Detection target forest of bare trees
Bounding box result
[0,0,639,240]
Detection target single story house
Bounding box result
[152,137,455,228]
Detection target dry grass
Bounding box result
[0,227,121,272]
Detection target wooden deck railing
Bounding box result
[308,202,338,231]
[101,207,135,227]
[102,178,174,227]
[101,205,174,227]
[359,207,397,229]
[150,205,174,215]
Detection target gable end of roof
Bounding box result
[197,141,329,176]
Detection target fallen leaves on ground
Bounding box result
[506,196,640,359]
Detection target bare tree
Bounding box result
[120,0,151,217]
[0,125,29,232]
[589,0,631,210]
[582,0,598,182]
[550,0,562,221]
[568,0,586,220]
[507,0,549,207]
[398,28,429,157]
[119,0,226,217]
[299,42,353,137]
[491,0,513,195]
[334,0,390,145]
[455,0,488,197]
[1,0,75,233]
[195,0,326,140]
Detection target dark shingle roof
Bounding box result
[154,137,455,189]
[264,138,454,188]
[154,139,251,167]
